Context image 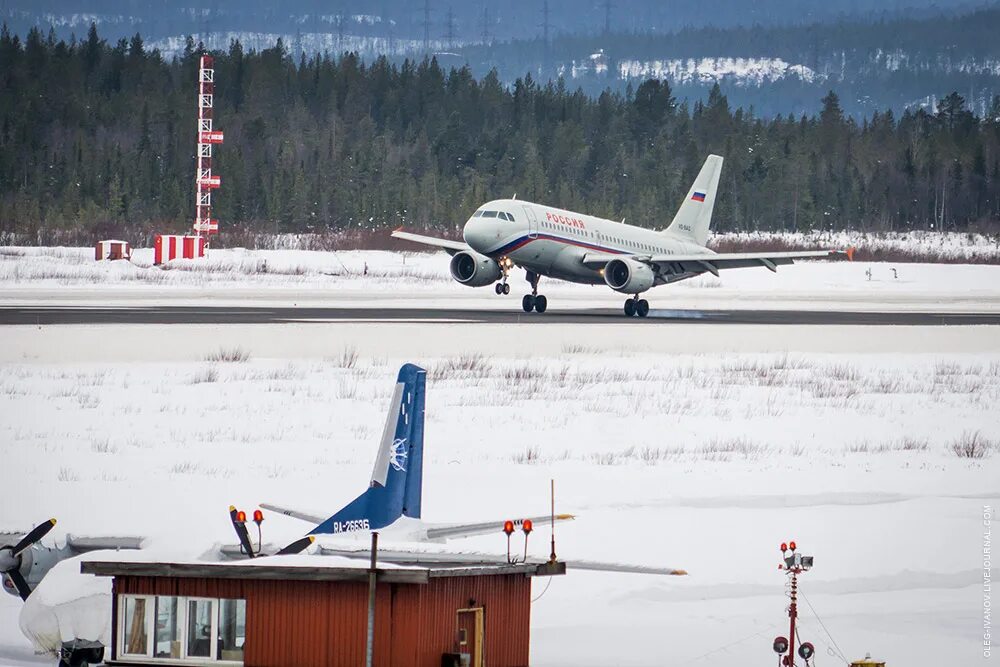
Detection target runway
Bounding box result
[2,305,1000,326]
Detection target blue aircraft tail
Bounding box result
[310,364,426,534]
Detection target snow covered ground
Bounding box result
[1,244,998,666]
[1,331,997,665]
[2,245,1000,313]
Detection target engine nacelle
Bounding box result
[0,542,33,597]
[603,258,654,294]
[449,250,502,288]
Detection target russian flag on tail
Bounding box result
[691,191,707,202]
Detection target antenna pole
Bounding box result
[787,570,798,666]
[549,479,557,563]
[365,531,378,667]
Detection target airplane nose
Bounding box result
[463,217,491,252]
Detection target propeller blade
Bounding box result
[5,570,32,601]
[228,506,256,559]
[11,519,56,557]
[274,536,315,556]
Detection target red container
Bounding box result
[154,235,206,265]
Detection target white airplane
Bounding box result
[6,364,683,664]
[393,154,845,316]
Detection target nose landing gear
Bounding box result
[495,256,513,295]
[623,296,649,317]
[522,271,548,313]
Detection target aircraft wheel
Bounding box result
[623,298,637,317]
[534,295,548,313]
[503,283,511,295]
[636,299,650,317]
[522,295,536,312]
[495,283,503,295]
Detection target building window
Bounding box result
[218,599,247,661]
[186,599,215,658]
[122,597,150,657]
[119,595,244,664]
[154,596,180,658]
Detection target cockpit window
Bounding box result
[481,211,498,218]
[506,212,516,221]
[472,211,484,217]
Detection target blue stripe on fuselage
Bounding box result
[487,233,632,258]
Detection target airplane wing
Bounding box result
[581,249,845,275]
[423,514,575,541]
[317,545,686,576]
[391,229,470,256]
[65,535,145,552]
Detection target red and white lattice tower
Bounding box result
[193,54,223,238]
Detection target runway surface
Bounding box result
[3,305,1000,326]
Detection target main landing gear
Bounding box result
[522,271,548,313]
[624,296,650,318]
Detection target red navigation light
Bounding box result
[789,541,797,551]
[522,519,533,535]
[253,510,264,524]
[236,510,246,523]
[780,542,787,552]
[503,520,515,536]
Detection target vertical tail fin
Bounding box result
[662,154,724,247]
[310,364,426,534]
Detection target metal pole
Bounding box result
[787,570,798,666]
[365,532,378,667]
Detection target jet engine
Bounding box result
[449,250,502,288]
[603,258,654,294]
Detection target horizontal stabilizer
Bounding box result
[259,503,325,525]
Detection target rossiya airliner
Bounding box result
[393,155,848,316]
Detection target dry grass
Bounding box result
[190,366,219,384]
[205,346,250,363]
[949,431,995,459]
[429,353,490,380]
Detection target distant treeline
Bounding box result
[1,25,999,247]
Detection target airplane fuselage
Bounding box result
[461,199,710,285]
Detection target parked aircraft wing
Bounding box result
[65,535,145,552]
[258,503,325,525]
[391,229,470,255]
[423,514,575,541]
[318,545,685,575]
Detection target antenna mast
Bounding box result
[193,54,223,238]
[772,541,817,666]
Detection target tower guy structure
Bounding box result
[194,54,223,238]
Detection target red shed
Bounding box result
[83,557,563,667]
[95,240,131,261]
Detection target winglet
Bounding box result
[671,568,688,576]
[846,247,856,261]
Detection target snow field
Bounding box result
[1,345,997,665]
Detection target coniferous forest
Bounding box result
[1,25,999,247]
